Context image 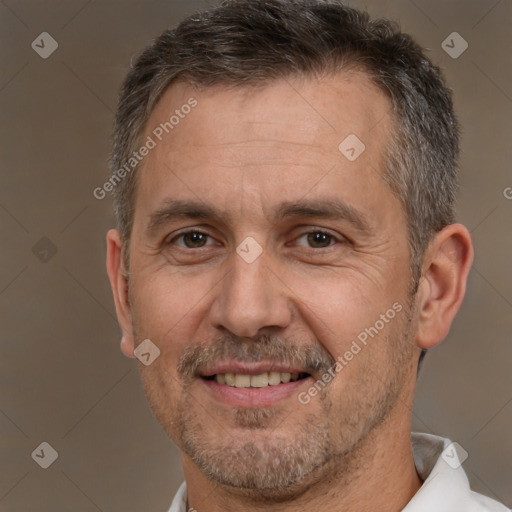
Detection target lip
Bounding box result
[200,375,314,408]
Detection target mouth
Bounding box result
[198,363,314,408]
[202,371,311,388]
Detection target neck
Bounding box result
[184,385,421,512]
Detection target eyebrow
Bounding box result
[275,200,373,234]
[146,198,374,236]
[147,200,222,235]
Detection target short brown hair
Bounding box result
[110,0,459,285]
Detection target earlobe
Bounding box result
[416,224,474,350]
[106,229,136,359]
[120,335,135,358]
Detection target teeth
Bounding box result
[268,372,281,386]
[251,373,269,388]
[214,372,303,387]
[235,374,251,388]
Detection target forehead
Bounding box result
[147,71,391,155]
[134,71,396,226]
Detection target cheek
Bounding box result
[285,268,401,358]
[316,307,412,417]
[130,270,214,340]
[138,362,183,441]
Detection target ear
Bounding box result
[106,229,135,358]
[415,223,474,349]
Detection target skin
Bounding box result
[106,72,473,511]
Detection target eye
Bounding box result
[295,230,339,249]
[170,230,215,249]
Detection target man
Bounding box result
[105,1,510,510]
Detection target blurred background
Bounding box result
[1,0,511,510]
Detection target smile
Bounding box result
[204,372,310,388]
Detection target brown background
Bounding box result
[1,0,511,510]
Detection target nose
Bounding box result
[209,249,292,338]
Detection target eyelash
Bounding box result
[167,229,342,249]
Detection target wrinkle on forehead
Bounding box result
[134,72,397,236]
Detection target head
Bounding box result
[106,0,473,501]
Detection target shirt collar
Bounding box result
[403,432,473,511]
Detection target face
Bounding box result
[121,73,419,498]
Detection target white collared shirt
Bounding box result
[167,433,510,511]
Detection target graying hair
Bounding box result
[110,0,459,288]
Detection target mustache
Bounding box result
[177,332,336,380]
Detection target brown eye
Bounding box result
[172,231,212,248]
[306,232,334,248]
[298,231,335,249]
